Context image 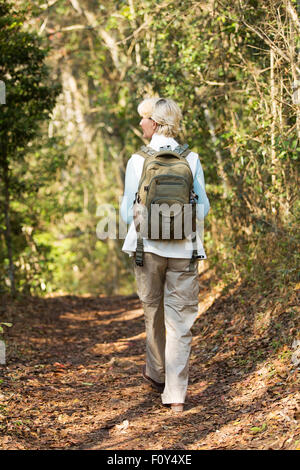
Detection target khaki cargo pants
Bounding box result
[134,252,199,404]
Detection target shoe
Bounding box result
[171,403,184,412]
[142,366,165,393]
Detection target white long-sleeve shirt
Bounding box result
[120,133,210,259]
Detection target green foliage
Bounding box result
[0,322,12,335]
[0,0,299,296]
[0,0,63,294]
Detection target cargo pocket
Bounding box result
[166,258,199,306]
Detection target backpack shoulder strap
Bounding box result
[135,143,190,159]
[174,143,190,158]
[174,143,189,154]
[135,145,158,159]
[135,147,155,188]
[155,143,190,159]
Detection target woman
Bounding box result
[121,97,210,412]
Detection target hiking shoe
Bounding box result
[171,403,184,413]
[142,366,165,393]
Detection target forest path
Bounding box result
[0,270,299,450]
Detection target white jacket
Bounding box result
[120,133,210,259]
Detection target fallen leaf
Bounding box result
[250,423,267,434]
[116,419,129,434]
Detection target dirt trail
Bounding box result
[0,270,299,450]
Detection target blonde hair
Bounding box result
[137,97,182,137]
[152,98,182,137]
[137,97,160,119]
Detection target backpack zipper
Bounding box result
[144,160,191,172]
[145,174,189,199]
[139,166,192,193]
[156,181,184,185]
[150,196,187,205]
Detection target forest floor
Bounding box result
[0,267,299,450]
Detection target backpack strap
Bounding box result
[135,237,144,266]
[189,234,205,271]
[136,144,190,159]
[138,146,158,158]
[133,148,150,266]
[174,143,189,155]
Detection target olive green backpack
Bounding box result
[133,144,202,267]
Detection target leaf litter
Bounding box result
[0,276,299,450]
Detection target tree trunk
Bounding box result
[270,49,277,187]
[2,154,16,296]
[201,101,230,197]
[270,48,281,220]
[288,0,300,140]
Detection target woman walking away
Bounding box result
[120,97,210,412]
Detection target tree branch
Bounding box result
[237,0,300,75]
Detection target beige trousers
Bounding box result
[134,252,199,404]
